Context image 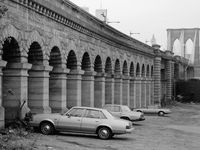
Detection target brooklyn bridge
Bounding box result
[0,0,191,128]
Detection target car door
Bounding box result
[81,109,102,133]
[112,106,122,117]
[57,108,85,132]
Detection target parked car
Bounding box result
[134,105,171,116]
[29,106,134,140]
[103,104,145,122]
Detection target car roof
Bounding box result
[72,106,105,111]
[104,104,128,107]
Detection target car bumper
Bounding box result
[126,127,134,133]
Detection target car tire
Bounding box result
[40,122,54,135]
[158,111,165,116]
[98,127,111,140]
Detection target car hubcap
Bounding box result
[43,125,50,133]
[100,129,109,138]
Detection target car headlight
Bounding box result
[126,122,132,129]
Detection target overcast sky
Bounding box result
[69,0,200,50]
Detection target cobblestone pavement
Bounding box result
[5,103,200,150]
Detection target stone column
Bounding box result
[165,50,174,104]
[150,78,154,105]
[0,58,6,128]
[81,71,96,107]
[28,65,52,114]
[141,77,146,107]
[114,74,123,105]
[154,50,162,105]
[146,78,150,106]
[49,66,69,113]
[122,76,130,106]
[105,74,114,104]
[67,69,84,108]
[129,77,135,109]
[94,73,105,108]
[3,62,32,121]
[135,76,141,108]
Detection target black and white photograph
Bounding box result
[0,0,200,149]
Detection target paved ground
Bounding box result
[1,102,200,150]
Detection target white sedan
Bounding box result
[29,106,134,140]
[134,105,171,116]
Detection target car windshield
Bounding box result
[121,106,131,112]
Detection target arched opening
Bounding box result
[49,46,64,113]
[173,39,181,56]
[151,66,154,77]
[94,55,103,108]
[66,50,79,108]
[130,62,134,77]
[105,57,112,74]
[114,59,120,75]
[141,64,145,77]
[67,50,77,70]
[185,39,194,63]
[81,52,93,107]
[122,61,128,76]
[81,52,91,72]
[28,41,49,114]
[105,57,113,105]
[2,37,22,122]
[94,55,102,73]
[28,42,43,65]
[136,63,140,77]
[146,65,150,77]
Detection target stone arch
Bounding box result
[67,50,78,70]
[130,62,134,77]
[94,55,103,73]
[105,57,112,74]
[27,30,45,58]
[136,63,140,77]
[114,59,121,75]
[122,60,128,75]
[81,52,91,71]
[141,64,145,77]
[1,24,19,44]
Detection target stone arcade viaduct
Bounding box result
[0,0,188,128]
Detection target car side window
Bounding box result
[68,108,85,117]
[113,106,120,112]
[99,111,107,119]
[85,109,100,119]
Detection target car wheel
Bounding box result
[40,122,54,135]
[98,127,111,140]
[158,111,165,116]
